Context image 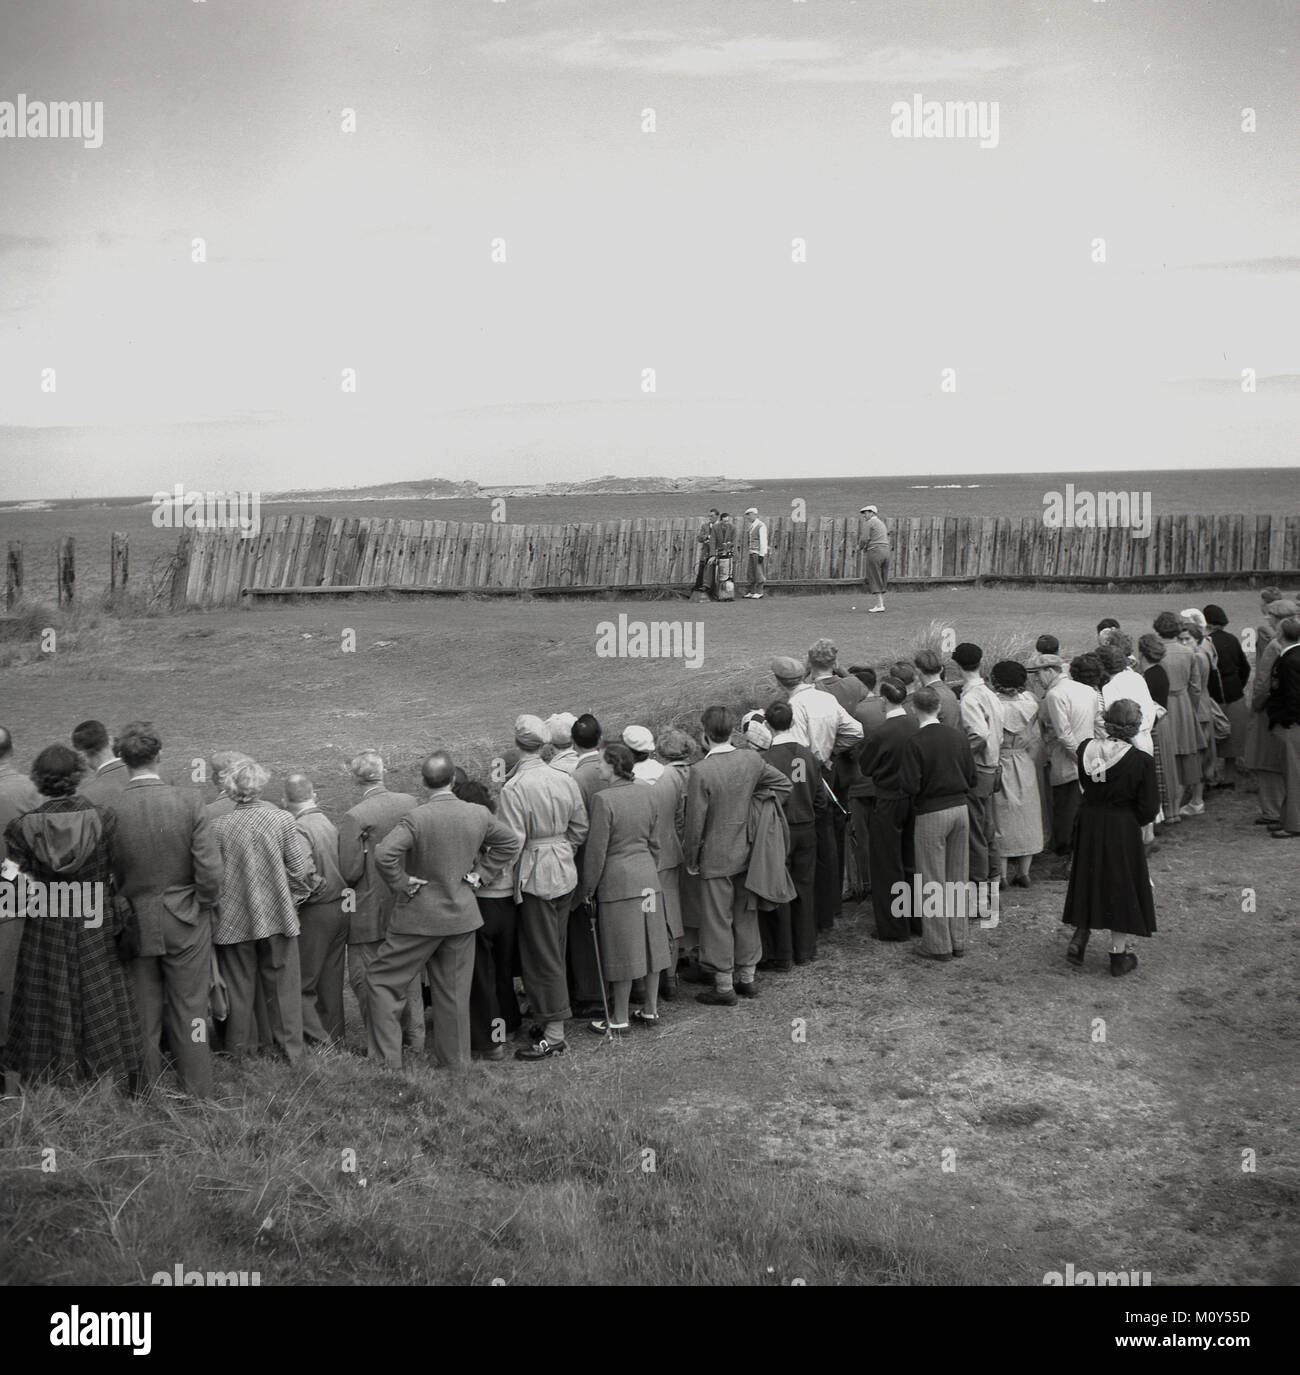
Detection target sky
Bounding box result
[0,0,1296,498]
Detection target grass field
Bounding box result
[1,585,1297,1285]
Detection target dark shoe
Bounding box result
[950,948,966,958]
[631,1009,662,1026]
[695,987,739,1007]
[1066,927,1090,967]
[659,970,678,999]
[1254,816,1280,825]
[679,962,712,984]
[757,959,792,972]
[914,949,952,963]
[1271,829,1300,839]
[1012,873,1031,889]
[1109,951,1138,977]
[472,1045,506,1062]
[514,1037,568,1060]
[734,980,759,998]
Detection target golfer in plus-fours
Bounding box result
[857,504,890,613]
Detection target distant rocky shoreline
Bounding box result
[259,474,756,504]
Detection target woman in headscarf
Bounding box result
[989,660,1044,887]
[623,725,664,783]
[3,744,138,1089]
[1179,609,1218,806]
[1062,700,1158,977]
[577,743,667,1033]
[1152,610,1202,817]
[647,729,692,1000]
[1136,633,1178,833]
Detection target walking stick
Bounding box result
[586,899,616,1042]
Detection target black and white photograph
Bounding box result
[0,0,1296,1325]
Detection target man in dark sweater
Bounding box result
[760,699,827,967]
[899,687,978,961]
[1266,617,1300,838]
[856,679,919,940]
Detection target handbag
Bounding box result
[1208,697,1232,742]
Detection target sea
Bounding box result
[1,468,1296,595]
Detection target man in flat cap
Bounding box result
[683,705,792,1004]
[497,714,590,1060]
[546,712,580,774]
[857,505,890,613]
[338,750,423,1053]
[742,506,768,599]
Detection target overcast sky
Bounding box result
[0,0,1296,497]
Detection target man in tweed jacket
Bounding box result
[111,722,222,1098]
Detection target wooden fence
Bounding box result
[174,512,1300,608]
[5,533,131,610]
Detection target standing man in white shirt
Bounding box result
[772,655,862,931]
[742,507,768,599]
[1043,654,1106,869]
[952,643,1004,887]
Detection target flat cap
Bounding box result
[513,714,549,749]
[545,711,577,746]
[771,655,804,681]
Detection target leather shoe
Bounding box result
[679,962,712,984]
[1109,951,1138,977]
[695,987,739,1006]
[734,980,759,998]
[1066,927,1089,966]
[514,1037,567,1061]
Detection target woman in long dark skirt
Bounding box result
[3,744,139,1089]
[1062,700,1159,977]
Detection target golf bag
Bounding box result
[716,554,735,601]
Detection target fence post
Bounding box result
[57,536,75,606]
[110,531,129,591]
[6,541,21,610]
[170,532,193,612]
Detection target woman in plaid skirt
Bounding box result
[3,744,139,1089]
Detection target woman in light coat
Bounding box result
[577,744,666,1033]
